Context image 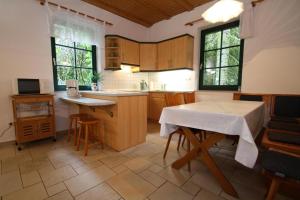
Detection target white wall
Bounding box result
[0,0,148,142]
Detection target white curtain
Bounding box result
[46,4,105,71]
[240,0,254,39]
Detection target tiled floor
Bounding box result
[0,123,294,200]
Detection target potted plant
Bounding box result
[91,72,104,91]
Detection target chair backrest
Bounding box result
[271,95,300,118]
[184,92,195,104]
[165,93,185,106]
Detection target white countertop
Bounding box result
[80,90,148,96]
[60,96,116,106]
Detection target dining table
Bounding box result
[159,100,265,197]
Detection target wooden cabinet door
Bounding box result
[140,43,157,71]
[157,40,172,70]
[148,93,166,120]
[37,117,53,139]
[120,38,140,65]
[171,36,194,69]
[17,120,38,143]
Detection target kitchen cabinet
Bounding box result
[157,40,172,70]
[140,43,157,71]
[105,34,193,71]
[11,95,56,150]
[105,35,139,70]
[120,38,140,65]
[171,35,194,69]
[148,92,166,120]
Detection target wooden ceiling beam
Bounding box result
[83,0,152,27]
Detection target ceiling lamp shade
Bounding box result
[202,0,244,23]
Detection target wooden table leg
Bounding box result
[171,127,239,198]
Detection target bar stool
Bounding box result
[76,118,104,156]
[67,113,89,146]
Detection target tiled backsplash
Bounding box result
[102,69,195,91]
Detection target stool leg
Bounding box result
[67,118,73,142]
[77,124,82,151]
[84,124,89,156]
[177,134,182,151]
[163,132,174,159]
[74,118,78,146]
[100,122,105,149]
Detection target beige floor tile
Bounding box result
[3,183,48,200]
[107,170,156,200]
[181,180,201,196]
[75,183,120,200]
[39,165,77,187]
[148,164,164,173]
[158,167,192,186]
[2,153,32,174]
[46,190,73,200]
[139,170,166,187]
[99,154,129,168]
[124,157,152,173]
[112,165,128,174]
[21,170,41,187]
[148,152,183,168]
[148,182,193,200]
[194,189,226,200]
[73,160,103,175]
[190,171,222,195]
[46,182,67,196]
[0,171,22,196]
[19,157,52,174]
[0,145,15,161]
[65,165,115,196]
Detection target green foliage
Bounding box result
[91,72,104,83]
[203,26,241,86]
[55,39,95,86]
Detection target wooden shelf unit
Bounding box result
[11,95,56,148]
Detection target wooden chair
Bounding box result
[261,128,300,200]
[67,113,89,146]
[163,92,203,171]
[77,118,104,156]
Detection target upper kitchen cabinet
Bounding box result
[157,40,172,70]
[105,35,139,70]
[171,35,194,69]
[105,34,193,71]
[140,43,157,71]
[120,38,140,66]
[157,35,194,71]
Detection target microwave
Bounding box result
[12,78,52,95]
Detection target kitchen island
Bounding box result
[72,91,148,151]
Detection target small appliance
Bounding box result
[66,79,79,97]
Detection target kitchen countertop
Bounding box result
[61,96,116,106]
[80,90,148,96]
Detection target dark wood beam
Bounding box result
[83,0,152,27]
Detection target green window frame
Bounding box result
[199,21,244,91]
[51,37,97,91]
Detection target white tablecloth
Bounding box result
[159,100,265,168]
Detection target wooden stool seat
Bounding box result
[77,118,105,156]
[68,113,90,146]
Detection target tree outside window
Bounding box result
[199,21,244,90]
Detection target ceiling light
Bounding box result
[202,0,244,23]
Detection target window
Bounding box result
[199,21,244,90]
[51,37,97,91]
